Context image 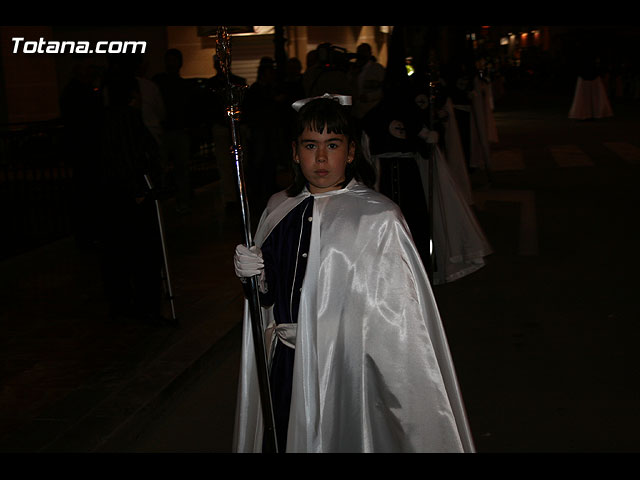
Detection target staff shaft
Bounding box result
[217,26,278,453]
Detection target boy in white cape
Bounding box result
[232,96,474,453]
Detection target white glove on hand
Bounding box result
[234,244,269,293]
[234,244,264,278]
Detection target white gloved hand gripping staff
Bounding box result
[234,244,268,293]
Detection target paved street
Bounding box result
[2,87,640,454]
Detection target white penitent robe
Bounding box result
[367,145,492,286]
[233,179,475,453]
[469,76,498,170]
[418,146,492,285]
[443,97,474,206]
[568,76,614,120]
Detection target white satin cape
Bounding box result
[232,180,475,453]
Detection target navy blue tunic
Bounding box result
[259,195,314,452]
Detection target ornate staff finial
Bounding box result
[216,26,231,78]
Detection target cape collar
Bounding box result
[302,178,359,200]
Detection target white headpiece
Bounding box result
[291,93,352,111]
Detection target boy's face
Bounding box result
[293,126,355,194]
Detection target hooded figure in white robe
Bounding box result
[568,48,614,120]
[361,87,492,286]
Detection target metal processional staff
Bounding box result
[215,26,278,453]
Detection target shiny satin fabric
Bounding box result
[232,180,475,453]
[265,321,297,365]
[368,147,492,286]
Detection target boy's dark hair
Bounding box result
[286,98,376,196]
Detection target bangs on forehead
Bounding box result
[295,98,350,138]
[305,116,346,135]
